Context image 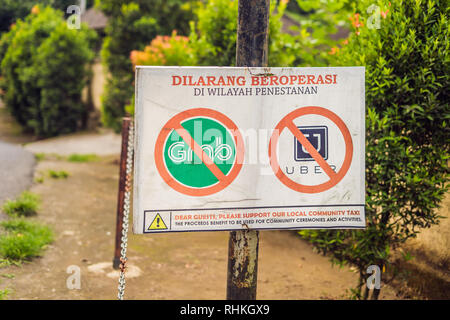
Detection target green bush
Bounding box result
[292,0,357,66]
[0,6,96,137]
[0,1,95,56]
[0,218,53,261]
[100,3,159,131]
[96,0,197,35]
[2,191,40,217]
[300,0,449,299]
[0,1,51,34]
[190,0,302,67]
[98,0,198,131]
[130,32,196,67]
[100,0,303,129]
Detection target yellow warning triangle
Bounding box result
[148,213,168,230]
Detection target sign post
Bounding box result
[226,0,270,300]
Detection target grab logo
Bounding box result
[168,136,233,164]
[154,108,244,196]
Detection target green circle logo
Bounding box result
[163,117,237,188]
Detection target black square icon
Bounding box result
[294,126,328,161]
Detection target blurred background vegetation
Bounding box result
[0,0,448,299]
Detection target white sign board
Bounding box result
[133,66,365,234]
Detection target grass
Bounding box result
[35,153,100,162]
[67,153,99,162]
[1,191,40,217]
[0,218,53,261]
[48,170,69,179]
[0,259,21,268]
[0,288,9,300]
[35,153,46,162]
[34,176,44,184]
[33,153,66,162]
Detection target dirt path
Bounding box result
[0,154,400,299]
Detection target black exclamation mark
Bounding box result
[156,217,160,228]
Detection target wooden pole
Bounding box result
[113,117,132,269]
[226,0,269,300]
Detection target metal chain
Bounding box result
[117,121,134,300]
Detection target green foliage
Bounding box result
[131,32,196,67]
[96,0,197,35]
[101,0,306,129]
[0,288,9,300]
[98,0,198,131]
[52,0,95,13]
[48,170,69,179]
[300,0,449,299]
[67,153,100,162]
[0,1,51,34]
[34,177,45,184]
[100,3,159,131]
[0,6,96,137]
[190,0,302,67]
[0,0,94,35]
[2,191,40,217]
[188,0,237,66]
[0,218,53,261]
[35,153,46,162]
[292,0,358,66]
[268,1,304,67]
[0,259,21,268]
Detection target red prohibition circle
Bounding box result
[269,106,353,193]
[154,108,245,196]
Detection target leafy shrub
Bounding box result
[288,0,356,66]
[0,6,96,137]
[101,0,305,128]
[51,0,95,13]
[127,31,196,115]
[98,0,198,131]
[0,1,51,34]
[2,191,40,217]
[300,0,449,299]
[0,1,96,36]
[190,0,302,67]
[130,31,196,67]
[0,288,9,300]
[0,218,53,261]
[96,0,197,36]
[100,3,159,131]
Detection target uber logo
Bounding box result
[294,126,328,161]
